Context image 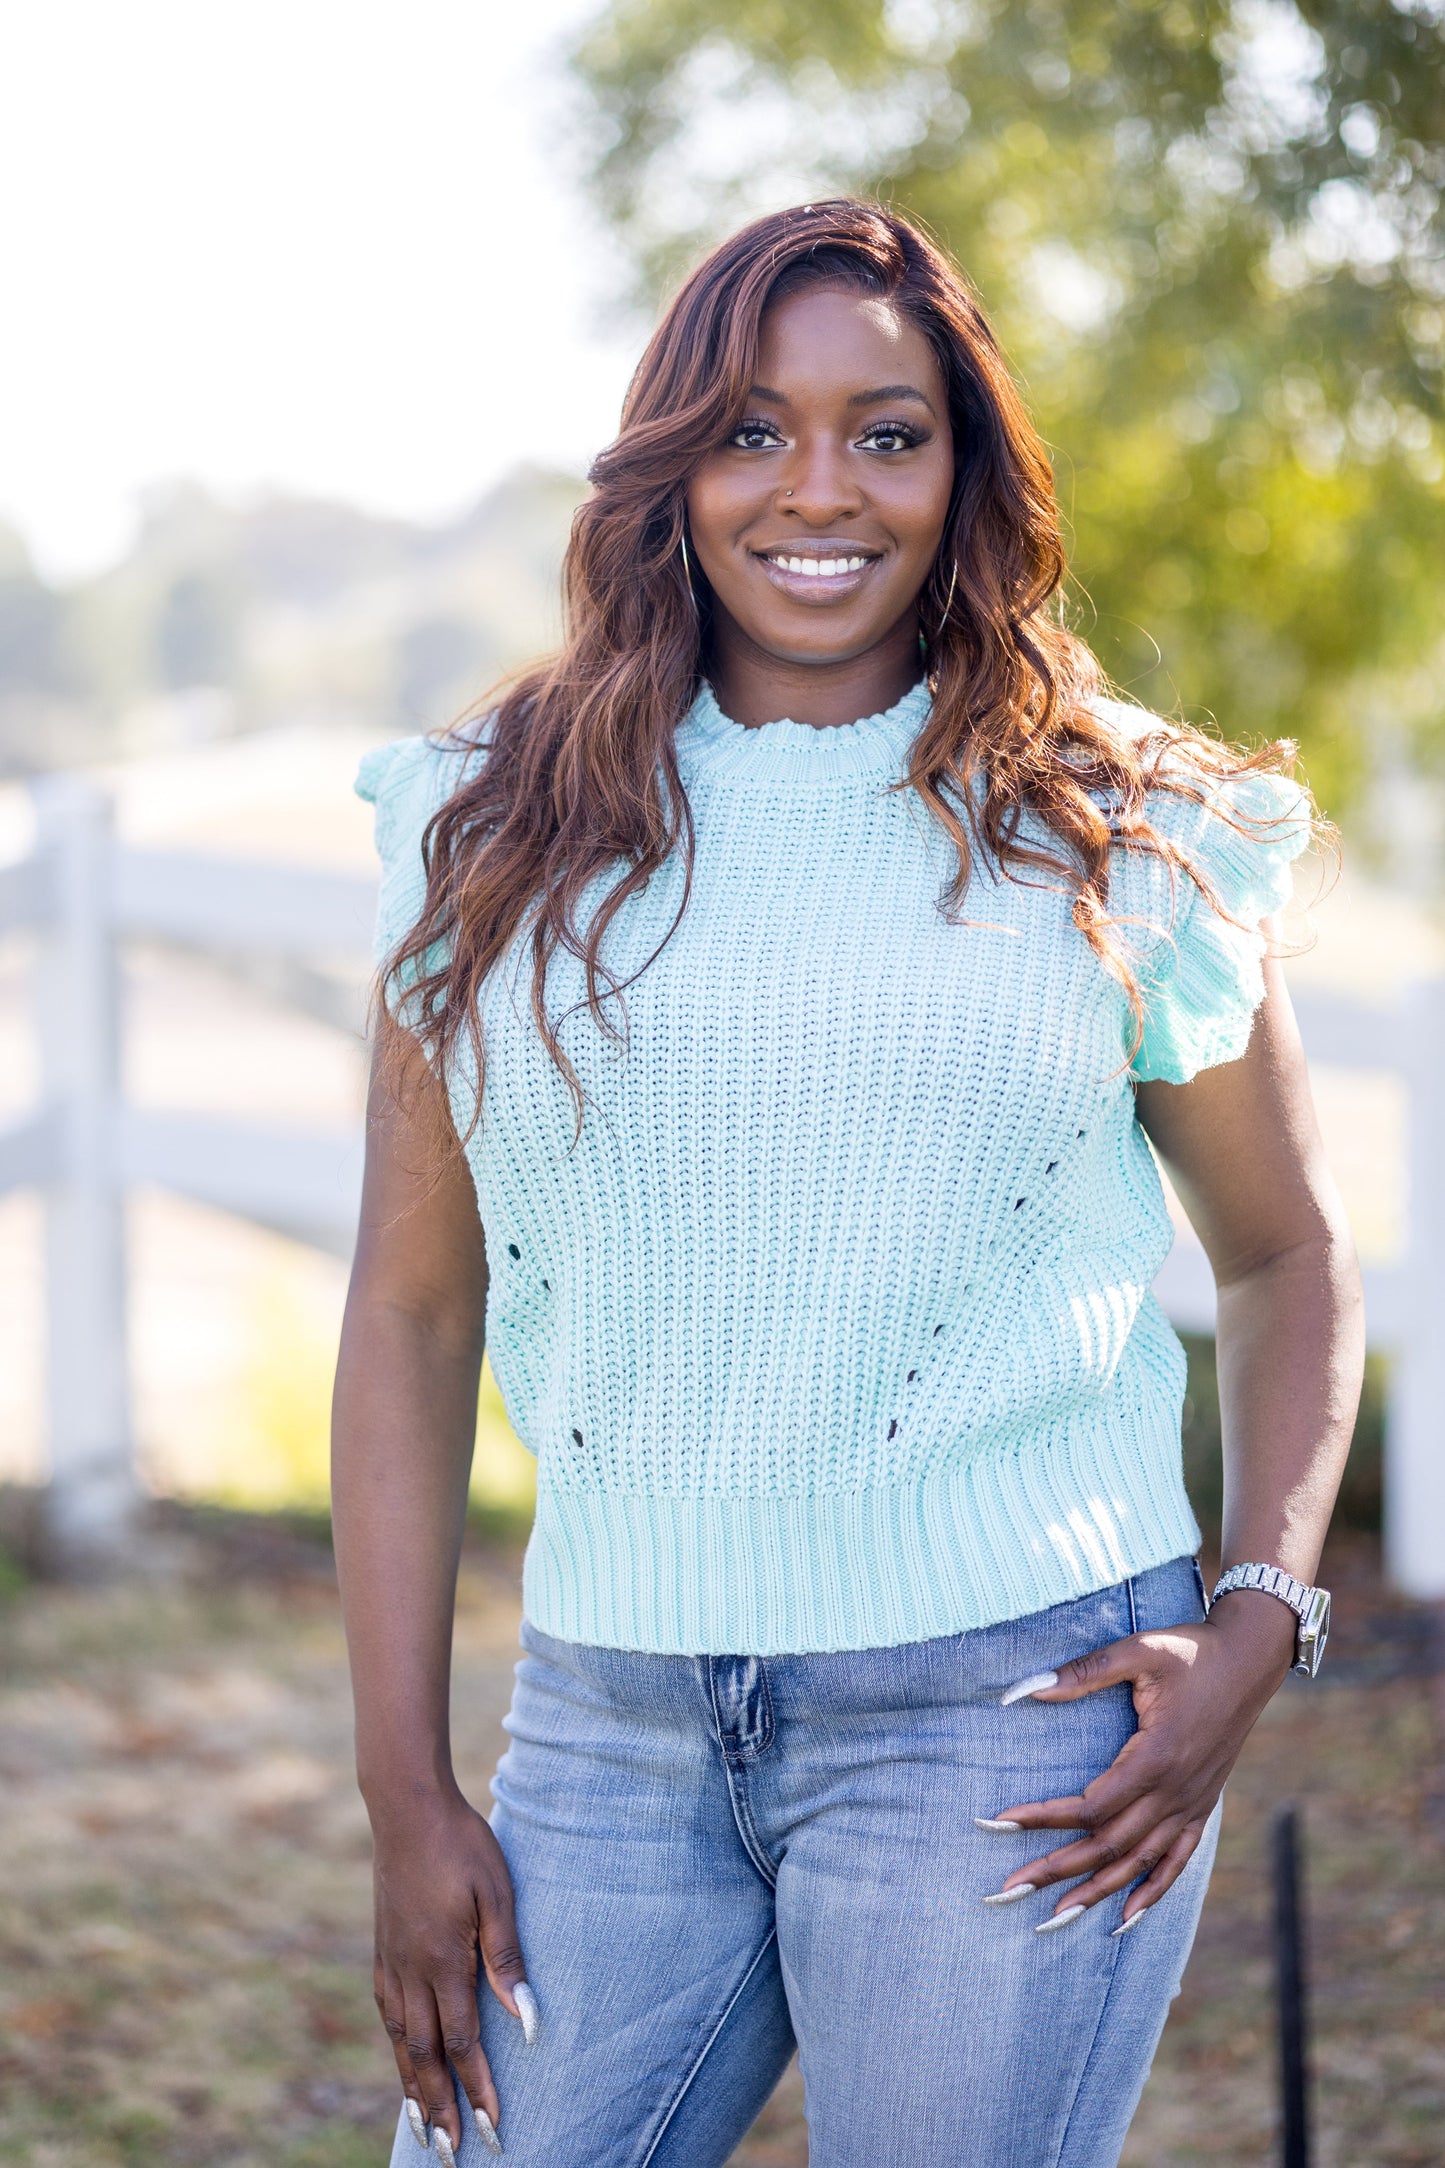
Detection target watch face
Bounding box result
[1298,1588,1330,1677]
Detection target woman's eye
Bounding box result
[860,423,922,452]
[729,420,785,450]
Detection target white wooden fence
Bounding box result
[2,773,1443,1592]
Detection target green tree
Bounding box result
[572,0,1445,817]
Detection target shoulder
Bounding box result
[1089,695,1311,907]
[354,723,493,861]
[1152,763,1311,929]
[355,723,494,970]
[1077,699,1316,1085]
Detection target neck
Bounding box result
[705,611,923,730]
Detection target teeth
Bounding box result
[771,555,870,577]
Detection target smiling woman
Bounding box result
[684,286,955,701]
[332,201,1363,2168]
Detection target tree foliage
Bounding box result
[572,0,1445,819]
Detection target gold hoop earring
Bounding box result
[933,559,959,640]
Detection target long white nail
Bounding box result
[983,1882,1039,1906]
[404,2100,430,2151]
[1111,1907,1149,1938]
[473,2104,504,2155]
[513,1980,541,2046]
[1001,1670,1059,1707]
[975,1816,1024,1832]
[433,2129,457,2168]
[1036,1904,1086,1934]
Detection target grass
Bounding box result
[0,1509,1440,2167]
[0,1328,1422,2163]
[165,1264,537,1532]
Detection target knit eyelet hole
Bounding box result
[1045,1161,1058,1175]
[542,1277,551,1291]
[507,1242,521,1260]
[933,1323,944,1336]
[886,1419,898,1440]
[1014,1197,1025,1209]
[907,1370,917,1383]
[571,1427,583,1446]
[1077,1129,1086,1140]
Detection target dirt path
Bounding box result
[0,1526,1440,2167]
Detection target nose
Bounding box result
[776,435,865,525]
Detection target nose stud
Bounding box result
[785,489,793,497]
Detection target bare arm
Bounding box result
[988,950,1365,1925]
[1139,947,1365,1596]
[332,1035,527,2157]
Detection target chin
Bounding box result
[747,616,886,668]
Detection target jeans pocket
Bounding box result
[969,1578,1136,1703]
[1127,1554,1209,1635]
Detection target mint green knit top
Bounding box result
[356,683,1309,1654]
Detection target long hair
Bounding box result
[381,198,1310,1138]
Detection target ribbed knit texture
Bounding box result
[356,684,1309,1654]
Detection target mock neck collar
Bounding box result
[676,677,933,786]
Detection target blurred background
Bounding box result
[0,2,1442,2164]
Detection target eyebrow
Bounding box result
[748,381,938,416]
[848,383,936,413]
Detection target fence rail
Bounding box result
[3,773,1443,1590]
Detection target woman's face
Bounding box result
[685,285,956,670]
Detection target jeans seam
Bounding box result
[706,1662,780,1888]
[755,1661,775,1754]
[635,1928,782,2168]
[1044,1571,1139,2163]
[720,1755,781,1889]
[715,1660,775,1759]
[1046,1932,1128,2168]
[706,1656,728,1749]
[1051,1791,1224,2165]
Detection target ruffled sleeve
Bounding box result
[1130,768,1312,1085]
[354,728,489,997]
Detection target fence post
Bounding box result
[1273,1805,1311,2168]
[1386,978,1445,1599]
[30,777,136,1564]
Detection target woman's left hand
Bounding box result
[987,1590,1298,1929]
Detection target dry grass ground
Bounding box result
[0,1515,1441,2168]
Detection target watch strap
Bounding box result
[1210,1562,1312,1620]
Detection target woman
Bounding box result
[333,200,1362,2168]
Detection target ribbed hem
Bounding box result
[521,1417,1202,1655]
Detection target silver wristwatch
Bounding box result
[1209,1563,1331,1678]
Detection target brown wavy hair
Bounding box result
[381,198,1309,1139]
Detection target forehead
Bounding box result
[753,285,944,403]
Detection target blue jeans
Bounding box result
[391,1555,1220,2167]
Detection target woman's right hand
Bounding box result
[370,1790,534,2160]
